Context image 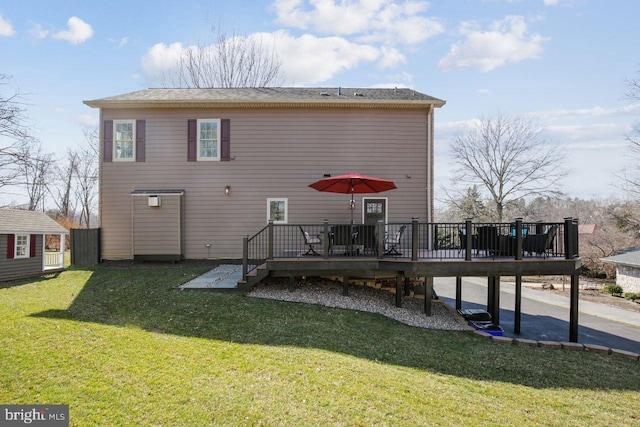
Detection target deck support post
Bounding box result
[395,273,404,307]
[242,234,249,283]
[424,277,433,316]
[487,276,500,325]
[455,276,462,310]
[569,273,579,342]
[342,275,349,296]
[404,277,411,296]
[514,275,522,334]
[288,276,297,291]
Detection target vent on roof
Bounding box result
[320,92,330,96]
[353,92,363,96]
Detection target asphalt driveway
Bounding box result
[434,277,640,354]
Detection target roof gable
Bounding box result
[0,209,69,234]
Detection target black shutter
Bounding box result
[103,120,113,162]
[221,119,231,161]
[136,120,146,162]
[187,119,197,162]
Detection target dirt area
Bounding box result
[518,276,640,313]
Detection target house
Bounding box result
[601,249,640,294]
[0,209,68,281]
[83,87,445,261]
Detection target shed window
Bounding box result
[15,235,29,258]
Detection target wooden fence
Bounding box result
[70,228,100,266]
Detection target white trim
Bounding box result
[113,119,136,162]
[267,198,288,224]
[196,119,221,161]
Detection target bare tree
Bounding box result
[448,114,566,221]
[75,126,99,227]
[163,27,283,88]
[0,75,34,194]
[619,68,640,199]
[19,142,54,211]
[51,148,80,219]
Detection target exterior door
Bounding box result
[363,198,387,225]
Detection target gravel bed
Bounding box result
[248,277,466,331]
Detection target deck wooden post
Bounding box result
[515,218,523,260]
[424,277,433,317]
[465,218,472,261]
[288,276,297,291]
[455,276,462,310]
[343,275,350,296]
[377,220,385,259]
[404,276,411,296]
[396,273,404,307]
[514,275,522,334]
[411,217,419,261]
[487,276,500,325]
[570,273,579,342]
[242,234,249,282]
[323,219,330,259]
[267,220,274,260]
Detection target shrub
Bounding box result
[603,283,624,297]
[624,292,640,302]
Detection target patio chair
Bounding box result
[523,225,558,258]
[383,225,406,256]
[476,226,499,256]
[299,226,322,256]
[458,227,478,255]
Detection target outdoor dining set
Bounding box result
[300,223,406,257]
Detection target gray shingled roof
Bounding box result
[601,250,640,268]
[0,209,68,234]
[84,87,445,108]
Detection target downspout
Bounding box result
[426,104,433,224]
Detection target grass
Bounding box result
[1,264,639,426]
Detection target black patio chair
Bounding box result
[476,225,499,256]
[523,225,558,258]
[299,226,322,256]
[458,226,478,255]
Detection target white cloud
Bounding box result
[544,0,560,5]
[141,31,405,87]
[27,22,49,40]
[52,17,93,45]
[530,103,640,121]
[75,114,99,127]
[438,15,549,71]
[272,0,444,45]
[0,14,15,37]
[477,88,492,95]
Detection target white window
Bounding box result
[114,120,136,161]
[197,119,220,161]
[15,235,29,258]
[267,198,288,224]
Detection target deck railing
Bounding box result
[242,218,579,280]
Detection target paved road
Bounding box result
[434,277,640,354]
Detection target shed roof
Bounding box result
[84,87,446,110]
[0,209,68,234]
[601,250,640,269]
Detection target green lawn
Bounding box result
[1,265,638,426]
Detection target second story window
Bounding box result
[114,120,136,161]
[197,119,220,161]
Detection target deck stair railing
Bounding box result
[242,218,580,281]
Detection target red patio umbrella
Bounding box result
[308,172,397,223]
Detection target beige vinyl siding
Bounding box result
[132,194,182,256]
[0,234,43,281]
[100,107,431,259]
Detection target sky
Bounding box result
[1,0,639,208]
